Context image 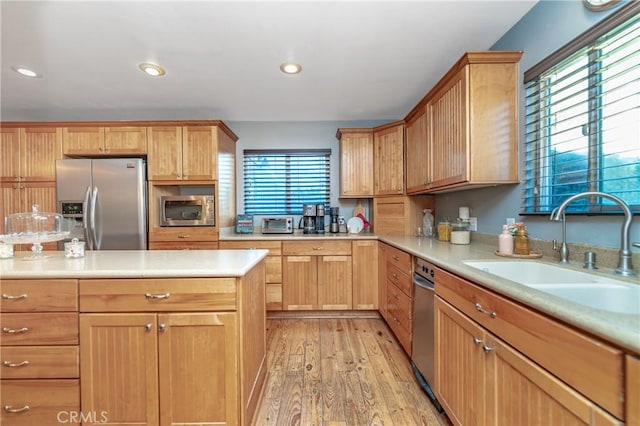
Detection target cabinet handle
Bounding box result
[475,303,496,318]
[144,324,153,331]
[145,293,170,300]
[397,187,402,192]
[4,405,30,413]
[312,247,323,251]
[98,146,103,152]
[177,235,190,239]
[392,292,399,299]
[392,273,399,280]
[483,345,494,353]
[392,255,399,261]
[2,327,28,334]
[3,360,29,368]
[473,337,482,345]
[158,324,166,332]
[2,293,27,300]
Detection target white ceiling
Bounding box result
[0,0,537,122]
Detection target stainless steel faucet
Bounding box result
[549,191,636,277]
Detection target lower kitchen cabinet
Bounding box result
[351,240,378,310]
[80,312,238,426]
[435,266,624,425]
[627,355,640,425]
[282,241,352,310]
[148,227,219,250]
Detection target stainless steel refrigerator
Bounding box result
[56,158,147,250]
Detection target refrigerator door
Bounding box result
[91,159,147,250]
[56,159,93,247]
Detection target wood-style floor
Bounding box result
[252,317,450,426]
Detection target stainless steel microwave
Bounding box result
[160,195,215,227]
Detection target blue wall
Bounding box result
[435,0,638,249]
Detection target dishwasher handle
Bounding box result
[413,274,435,291]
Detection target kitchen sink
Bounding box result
[463,261,640,315]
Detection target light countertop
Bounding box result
[0,249,269,279]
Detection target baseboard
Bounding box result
[267,310,381,320]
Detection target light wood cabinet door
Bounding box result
[337,128,374,197]
[147,126,183,181]
[80,313,160,426]
[405,106,431,194]
[0,183,19,234]
[429,67,468,189]
[104,126,147,155]
[435,296,487,426]
[628,355,640,425]
[283,255,317,310]
[317,255,352,310]
[374,122,405,196]
[62,127,105,156]
[20,128,62,181]
[182,126,216,181]
[378,243,388,320]
[1,127,20,182]
[158,312,238,426]
[352,240,378,310]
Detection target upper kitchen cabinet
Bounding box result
[148,125,217,181]
[1,127,62,182]
[426,51,522,192]
[62,126,147,156]
[404,105,430,194]
[336,128,374,198]
[373,121,405,196]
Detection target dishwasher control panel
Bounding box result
[415,257,435,281]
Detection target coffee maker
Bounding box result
[330,207,339,233]
[315,204,325,234]
[302,204,316,234]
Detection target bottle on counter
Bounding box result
[422,209,435,238]
[514,224,530,255]
[498,224,514,255]
[450,219,471,245]
[437,219,451,242]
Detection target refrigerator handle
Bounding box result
[83,186,93,250]
[90,186,102,250]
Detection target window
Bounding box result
[523,3,640,214]
[243,149,331,215]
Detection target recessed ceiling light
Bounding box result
[11,66,39,78]
[280,63,302,74]
[139,63,166,77]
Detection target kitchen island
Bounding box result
[0,249,268,426]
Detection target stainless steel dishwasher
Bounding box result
[411,257,443,412]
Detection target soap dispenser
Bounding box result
[498,224,514,255]
[514,224,530,255]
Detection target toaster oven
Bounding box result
[261,217,293,234]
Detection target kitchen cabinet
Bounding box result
[627,355,640,425]
[373,121,405,196]
[378,243,389,320]
[372,194,434,235]
[79,269,265,426]
[336,128,374,198]
[220,240,283,311]
[381,244,413,355]
[435,266,624,424]
[0,279,80,426]
[148,126,217,181]
[351,240,378,310]
[426,51,521,192]
[62,126,147,156]
[404,105,431,194]
[1,127,62,182]
[282,241,352,310]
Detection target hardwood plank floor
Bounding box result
[253,318,450,426]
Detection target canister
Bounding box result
[64,238,85,258]
[0,243,14,259]
[437,220,451,242]
[450,219,471,245]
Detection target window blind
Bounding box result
[243,149,331,215]
[523,4,640,214]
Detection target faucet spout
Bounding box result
[550,191,636,277]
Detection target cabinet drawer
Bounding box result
[283,240,351,256]
[1,346,79,379]
[220,240,282,255]
[1,379,80,426]
[79,278,237,312]
[148,241,219,250]
[0,313,78,345]
[386,264,412,297]
[149,227,218,242]
[385,245,411,274]
[387,282,412,334]
[436,267,624,419]
[1,280,78,312]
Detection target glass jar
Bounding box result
[437,220,451,242]
[450,219,471,245]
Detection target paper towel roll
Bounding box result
[459,206,470,220]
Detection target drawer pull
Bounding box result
[177,235,190,239]
[2,327,28,334]
[1,293,27,300]
[145,293,171,300]
[392,292,399,299]
[473,337,482,345]
[483,345,494,353]
[392,273,399,280]
[393,255,399,261]
[475,303,496,318]
[4,405,30,413]
[3,360,29,368]
[312,247,323,251]
[158,324,166,332]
